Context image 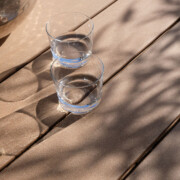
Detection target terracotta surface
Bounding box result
[0,0,115,81]
[0,17,179,180]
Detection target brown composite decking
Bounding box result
[0,0,117,168]
[0,0,116,82]
[0,0,180,179]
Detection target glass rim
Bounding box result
[45,12,94,42]
[50,55,104,88]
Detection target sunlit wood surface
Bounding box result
[0,0,179,179]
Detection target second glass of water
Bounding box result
[46,12,94,68]
[51,55,104,114]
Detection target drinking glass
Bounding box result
[46,12,94,68]
[50,55,104,114]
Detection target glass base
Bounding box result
[58,97,101,115]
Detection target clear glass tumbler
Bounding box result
[46,12,94,68]
[50,55,104,114]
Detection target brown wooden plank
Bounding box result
[127,116,180,180]
[0,156,15,170]
[0,0,179,172]
[0,0,119,170]
[0,0,179,119]
[0,0,115,81]
[0,93,67,170]
[118,114,180,180]
[0,10,179,180]
[0,50,56,119]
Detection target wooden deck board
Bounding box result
[0,12,179,180]
[0,0,179,173]
[127,117,180,180]
[0,0,179,119]
[0,156,15,170]
[0,0,116,81]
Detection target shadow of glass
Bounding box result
[35,93,66,127]
[0,51,53,102]
[0,111,40,156]
[32,50,76,90]
[31,51,53,90]
[0,67,39,102]
[57,113,86,129]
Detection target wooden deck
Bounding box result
[0,0,180,179]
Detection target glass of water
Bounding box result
[46,12,94,68]
[50,55,104,114]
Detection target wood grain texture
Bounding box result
[0,156,15,170]
[1,11,179,180]
[1,0,179,119]
[127,117,180,180]
[0,0,118,170]
[0,0,179,171]
[0,0,115,81]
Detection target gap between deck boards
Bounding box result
[118,114,180,180]
[0,14,179,178]
[0,0,118,84]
